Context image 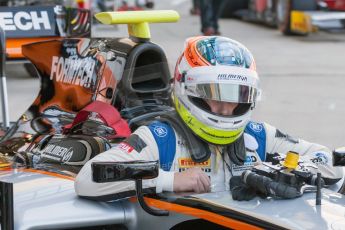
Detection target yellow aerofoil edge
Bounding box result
[95,10,180,39]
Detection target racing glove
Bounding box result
[229,176,257,201]
[242,170,303,199]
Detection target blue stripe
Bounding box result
[245,121,266,161]
[148,121,176,171]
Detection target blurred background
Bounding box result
[1,0,345,149]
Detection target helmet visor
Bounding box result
[186,83,259,103]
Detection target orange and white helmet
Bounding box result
[174,36,261,145]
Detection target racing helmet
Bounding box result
[174,36,260,145]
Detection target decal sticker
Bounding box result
[178,157,211,168]
[50,56,96,88]
[177,140,186,146]
[187,76,194,81]
[217,74,247,82]
[153,126,168,137]
[117,142,134,153]
[179,168,211,173]
[245,155,258,163]
[0,11,51,30]
[231,151,260,176]
[32,154,41,165]
[39,143,73,162]
[124,134,147,153]
[231,164,254,177]
[0,6,56,38]
[311,152,329,165]
[249,122,263,132]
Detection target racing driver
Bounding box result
[75,36,343,200]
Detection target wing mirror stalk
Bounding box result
[0,181,14,230]
[92,160,169,216]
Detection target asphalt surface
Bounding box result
[2,0,345,150]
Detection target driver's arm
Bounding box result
[264,123,343,185]
[74,125,174,200]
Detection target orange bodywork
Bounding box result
[6,37,60,59]
[0,167,75,181]
[23,39,92,112]
[129,197,264,229]
[22,39,102,113]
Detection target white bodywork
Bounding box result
[193,190,345,229]
[0,170,192,230]
[2,169,345,230]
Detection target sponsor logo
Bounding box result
[217,74,247,82]
[0,10,51,31]
[179,168,211,173]
[311,152,328,165]
[177,140,186,146]
[249,122,263,132]
[231,164,254,176]
[117,142,134,153]
[62,41,79,56]
[245,155,257,163]
[32,154,41,165]
[153,126,168,137]
[178,157,211,168]
[39,144,73,163]
[50,56,96,89]
[232,152,260,176]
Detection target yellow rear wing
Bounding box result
[95,10,180,39]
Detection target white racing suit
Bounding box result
[75,121,343,200]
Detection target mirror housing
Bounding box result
[92,160,159,183]
[333,147,345,166]
[91,160,168,217]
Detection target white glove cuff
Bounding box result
[156,169,175,193]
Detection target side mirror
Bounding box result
[333,147,345,166]
[91,160,168,216]
[92,160,159,183]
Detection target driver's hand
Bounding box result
[173,168,211,193]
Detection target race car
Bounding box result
[222,0,345,35]
[323,0,345,10]
[1,10,345,230]
[114,0,155,11]
[221,0,277,27]
[277,0,345,35]
[0,2,91,77]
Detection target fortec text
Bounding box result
[0,11,51,31]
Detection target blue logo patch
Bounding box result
[153,126,168,137]
[249,122,263,132]
[311,152,329,165]
[245,155,258,163]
